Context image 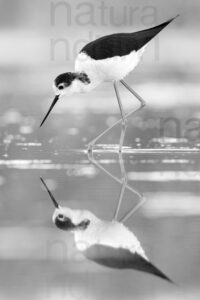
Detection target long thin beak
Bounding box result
[40,177,59,208]
[40,95,59,127]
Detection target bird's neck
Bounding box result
[71,72,100,93]
[69,72,89,93]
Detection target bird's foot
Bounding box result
[119,146,123,153]
[141,100,146,108]
[87,142,95,153]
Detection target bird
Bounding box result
[40,15,178,152]
[40,177,173,283]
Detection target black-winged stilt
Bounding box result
[40,177,173,283]
[40,16,178,152]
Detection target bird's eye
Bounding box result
[58,84,64,90]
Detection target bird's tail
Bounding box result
[133,254,174,284]
[84,244,174,283]
[133,15,179,50]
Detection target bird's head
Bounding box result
[40,72,90,127]
[40,72,76,127]
[54,72,77,96]
[40,177,90,232]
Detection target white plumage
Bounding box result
[41,177,173,282]
[40,17,178,153]
[74,47,145,92]
[53,207,147,259]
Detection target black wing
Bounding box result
[84,244,173,283]
[80,16,178,60]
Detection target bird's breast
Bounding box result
[74,220,147,260]
[75,48,145,83]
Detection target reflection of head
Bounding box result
[40,177,90,232]
[53,208,90,232]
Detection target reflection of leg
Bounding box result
[113,81,127,152]
[119,133,146,224]
[113,175,127,221]
[120,80,146,110]
[88,152,143,198]
[113,151,127,220]
[87,149,143,223]
[88,150,142,198]
[119,151,126,179]
[119,196,146,224]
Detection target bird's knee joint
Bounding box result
[122,176,128,184]
[122,119,127,127]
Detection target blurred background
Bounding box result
[0,0,200,299]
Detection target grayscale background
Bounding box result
[0,0,200,299]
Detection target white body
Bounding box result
[54,207,148,260]
[73,48,145,93]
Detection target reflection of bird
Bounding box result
[40,177,173,283]
[40,16,178,151]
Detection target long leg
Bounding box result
[113,81,128,152]
[120,79,146,109]
[88,80,146,152]
[88,81,126,152]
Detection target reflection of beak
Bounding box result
[40,95,59,127]
[40,177,59,208]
